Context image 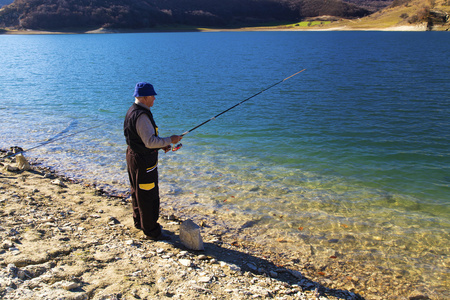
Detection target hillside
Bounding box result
[1,0,448,31]
[325,0,449,30]
[344,0,393,12]
[0,0,371,30]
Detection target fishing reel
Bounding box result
[164,143,183,153]
[172,143,183,151]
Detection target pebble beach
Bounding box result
[0,150,442,300]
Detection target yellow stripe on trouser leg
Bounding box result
[146,163,158,173]
[139,182,155,190]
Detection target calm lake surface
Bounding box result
[1,31,449,297]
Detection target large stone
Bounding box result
[179,219,204,251]
[15,154,31,170]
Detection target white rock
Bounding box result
[51,179,66,187]
[198,276,211,283]
[61,281,79,290]
[2,240,14,249]
[179,219,204,251]
[179,259,192,267]
[59,226,72,232]
[178,250,188,257]
[220,261,241,272]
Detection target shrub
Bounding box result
[407,15,419,23]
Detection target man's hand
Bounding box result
[162,145,171,153]
[170,135,183,144]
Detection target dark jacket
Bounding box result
[124,103,158,154]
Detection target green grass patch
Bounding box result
[289,21,332,27]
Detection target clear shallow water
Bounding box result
[1,31,449,295]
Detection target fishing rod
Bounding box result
[1,124,102,162]
[170,69,306,151]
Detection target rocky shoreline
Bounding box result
[0,151,439,299]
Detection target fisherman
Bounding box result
[124,82,182,240]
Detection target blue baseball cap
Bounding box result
[133,82,157,97]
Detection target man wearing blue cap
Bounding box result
[124,82,182,240]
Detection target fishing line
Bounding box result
[1,124,102,162]
[171,69,306,151]
[48,119,79,142]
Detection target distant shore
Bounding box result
[1,22,443,35]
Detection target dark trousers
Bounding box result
[126,147,161,238]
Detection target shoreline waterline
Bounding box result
[0,23,432,35]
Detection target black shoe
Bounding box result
[144,232,171,241]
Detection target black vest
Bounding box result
[124,103,158,154]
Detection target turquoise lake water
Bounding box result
[0,31,449,296]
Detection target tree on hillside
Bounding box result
[2,0,173,29]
